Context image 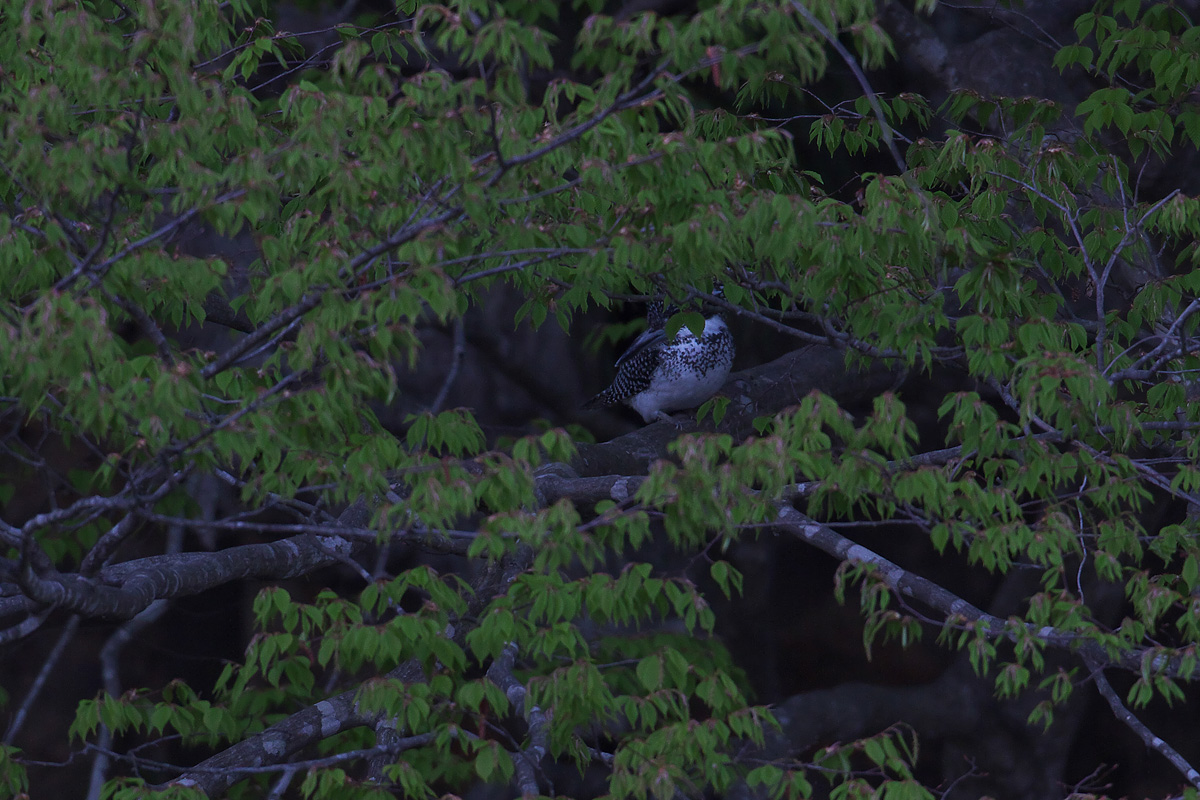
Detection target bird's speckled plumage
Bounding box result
[584,311,734,424]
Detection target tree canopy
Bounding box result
[3,0,1200,798]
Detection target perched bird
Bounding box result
[584,298,734,424]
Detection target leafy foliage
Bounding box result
[2,0,1200,798]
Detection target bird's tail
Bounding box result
[582,387,619,410]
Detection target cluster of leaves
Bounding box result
[2,0,1200,797]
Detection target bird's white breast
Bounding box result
[629,317,732,422]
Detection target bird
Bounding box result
[583,296,734,424]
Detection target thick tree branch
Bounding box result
[574,344,904,477]
[775,504,1193,677]
[17,531,358,621]
[165,547,533,796]
[487,642,550,798]
[168,681,379,796]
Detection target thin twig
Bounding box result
[1085,656,1200,790]
[85,526,183,800]
[788,1,906,173]
[4,615,81,744]
[431,317,467,413]
[1109,296,1200,382]
[52,189,246,295]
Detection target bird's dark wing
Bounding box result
[614,326,667,368]
[585,335,664,409]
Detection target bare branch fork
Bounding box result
[487,642,551,797]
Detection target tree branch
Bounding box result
[788,1,906,173]
[487,642,550,798]
[775,503,1194,677]
[1084,655,1200,791]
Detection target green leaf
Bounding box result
[636,654,663,691]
